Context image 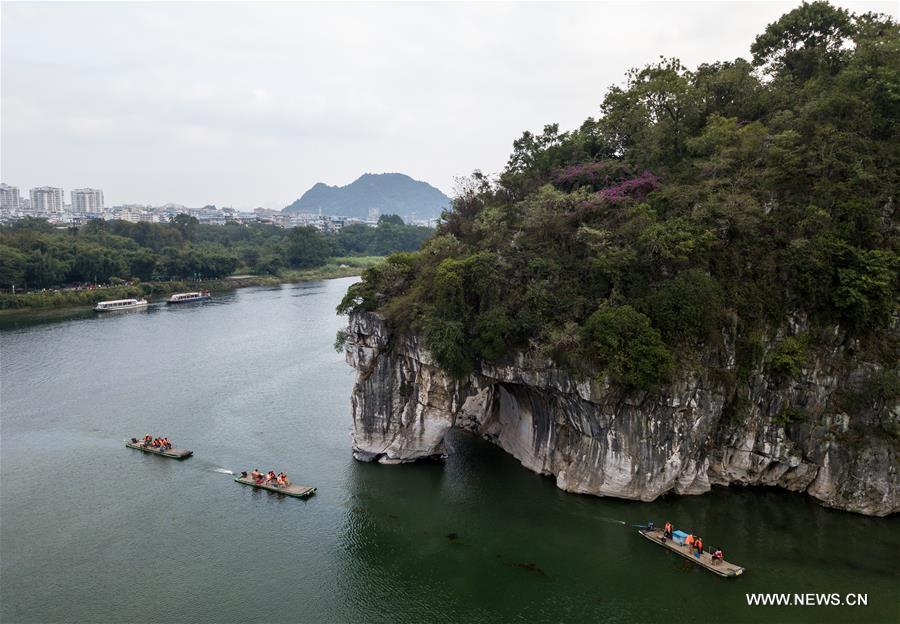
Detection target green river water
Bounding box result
[1,277,897,623]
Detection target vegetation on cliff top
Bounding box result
[339,2,899,390]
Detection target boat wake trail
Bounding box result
[212,468,234,475]
[597,517,627,525]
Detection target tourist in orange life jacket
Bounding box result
[695,537,704,557]
[664,522,673,539]
[685,534,695,549]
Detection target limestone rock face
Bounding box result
[345,312,898,517]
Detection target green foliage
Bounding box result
[420,253,502,373]
[339,2,899,389]
[284,226,331,269]
[773,406,808,426]
[767,335,809,379]
[643,270,724,344]
[751,1,854,81]
[582,305,674,391]
[333,328,351,353]
[471,306,514,363]
[170,214,199,242]
[735,331,765,380]
[1,215,430,291]
[0,244,27,287]
[830,244,898,330]
[336,252,418,315]
[723,395,753,424]
[422,316,471,377]
[332,215,432,257]
[866,369,900,403]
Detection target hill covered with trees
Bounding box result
[284,173,450,220]
[340,2,899,395]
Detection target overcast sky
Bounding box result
[1,1,896,209]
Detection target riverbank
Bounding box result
[0,256,380,314]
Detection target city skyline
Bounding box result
[0,180,253,211]
[0,180,438,230]
[4,1,897,210]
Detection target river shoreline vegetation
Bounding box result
[0,213,427,310]
[339,3,899,402]
[0,258,381,313]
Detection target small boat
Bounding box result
[167,291,211,304]
[95,298,149,312]
[639,528,745,578]
[125,441,193,460]
[234,476,316,499]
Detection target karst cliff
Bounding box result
[345,312,898,517]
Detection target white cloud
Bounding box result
[1,1,897,209]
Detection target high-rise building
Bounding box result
[0,183,20,212]
[71,188,104,213]
[29,187,65,213]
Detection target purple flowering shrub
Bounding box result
[552,161,632,191]
[596,171,661,203]
[553,161,660,204]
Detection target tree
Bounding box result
[378,214,404,226]
[751,1,853,82]
[127,249,158,282]
[600,58,701,166]
[24,250,70,288]
[170,214,199,242]
[0,244,27,287]
[643,270,724,344]
[284,226,331,268]
[582,305,674,391]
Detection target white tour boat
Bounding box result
[94,298,149,312]
[167,290,211,304]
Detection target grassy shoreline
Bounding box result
[0,256,381,315]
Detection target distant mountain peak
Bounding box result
[283,173,449,220]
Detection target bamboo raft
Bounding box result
[234,476,316,499]
[125,442,193,460]
[639,528,745,578]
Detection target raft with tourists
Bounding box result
[234,470,316,499]
[125,436,193,460]
[639,524,745,578]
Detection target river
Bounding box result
[1,277,897,624]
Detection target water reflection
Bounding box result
[337,428,900,624]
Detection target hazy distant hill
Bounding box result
[283,173,450,220]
